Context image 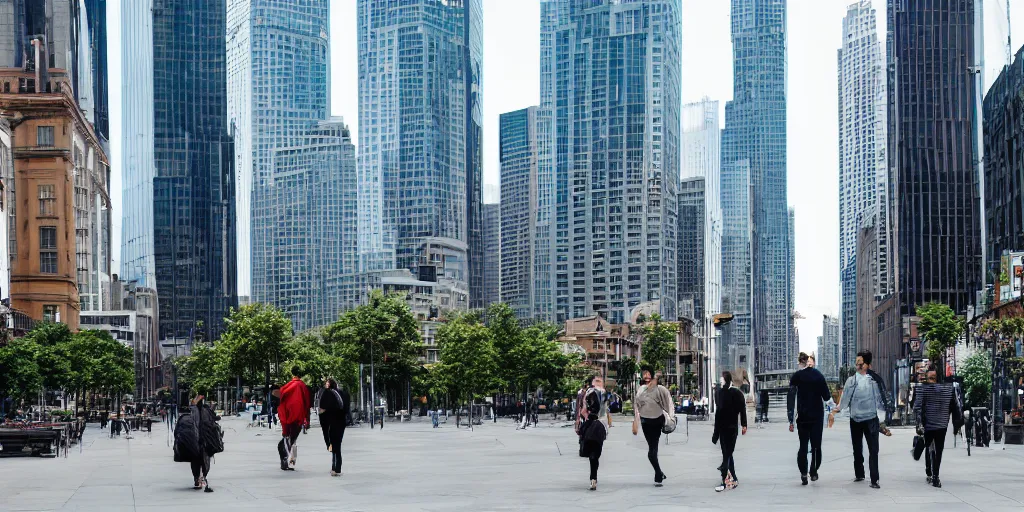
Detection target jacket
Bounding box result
[838,369,894,422]
[315,387,350,427]
[278,377,311,426]
[713,386,747,442]
[914,382,963,432]
[787,367,831,424]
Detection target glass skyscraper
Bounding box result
[500,106,540,321]
[122,0,236,342]
[888,0,980,318]
[356,0,483,308]
[227,0,354,332]
[678,178,705,323]
[482,202,500,308]
[838,0,889,369]
[538,0,681,325]
[722,0,792,373]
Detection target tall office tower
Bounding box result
[818,314,841,381]
[357,0,483,310]
[227,0,354,331]
[788,207,797,363]
[678,178,705,322]
[838,0,888,369]
[481,202,500,307]
[538,0,681,324]
[723,0,792,373]
[984,48,1024,279]
[82,0,108,143]
[500,107,540,320]
[122,0,237,343]
[682,99,723,332]
[888,0,980,318]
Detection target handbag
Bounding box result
[661,409,677,434]
[912,434,925,461]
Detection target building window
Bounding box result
[37,126,54,147]
[38,184,56,216]
[43,304,58,323]
[40,226,57,273]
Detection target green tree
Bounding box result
[0,338,43,403]
[84,330,135,400]
[433,312,497,407]
[917,302,964,365]
[176,342,228,396]
[639,314,678,373]
[961,350,992,409]
[487,303,524,392]
[283,330,357,390]
[330,291,422,398]
[218,303,293,386]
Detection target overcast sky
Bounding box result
[108,0,1023,353]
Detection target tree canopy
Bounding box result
[916,302,964,363]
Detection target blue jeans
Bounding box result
[431,412,439,428]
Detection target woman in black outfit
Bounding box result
[316,379,349,476]
[712,371,747,492]
[578,375,610,491]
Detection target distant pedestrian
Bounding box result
[574,378,593,436]
[787,352,831,485]
[277,367,311,471]
[632,368,674,486]
[315,378,349,477]
[915,366,962,488]
[831,350,894,489]
[578,375,611,491]
[713,371,747,492]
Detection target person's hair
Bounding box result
[584,375,595,387]
[640,364,654,376]
[290,365,302,377]
[591,374,602,384]
[721,371,733,388]
[798,352,809,364]
[856,349,873,366]
[808,355,815,361]
[325,378,338,390]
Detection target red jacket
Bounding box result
[278,377,311,426]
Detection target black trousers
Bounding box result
[583,440,603,480]
[719,429,738,482]
[850,418,880,483]
[640,416,666,480]
[797,419,823,476]
[277,423,302,464]
[322,422,346,473]
[190,453,210,482]
[924,428,947,478]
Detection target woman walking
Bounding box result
[578,375,611,491]
[173,393,223,493]
[712,371,747,492]
[632,369,674,486]
[316,379,349,476]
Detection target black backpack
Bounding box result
[173,412,201,462]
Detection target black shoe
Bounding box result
[870,482,880,489]
[810,473,818,482]
[280,461,293,471]
[801,475,808,486]
[932,478,942,488]
[926,476,932,485]
[854,477,865,482]
[204,486,214,493]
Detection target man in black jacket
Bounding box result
[787,352,831,485]
[712,371,747,492]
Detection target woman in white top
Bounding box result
[632,369,675,486]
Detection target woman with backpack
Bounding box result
[316,378,350,476]
[174,393,223,492]
[578,375,612,491]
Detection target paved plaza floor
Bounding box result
[2,415,1024,511]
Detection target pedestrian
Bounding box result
[578,375,611,491]
[914,366,962,488]
[712,371,747,492]
[787,352,831,485]
[830,349,894,489]
[632,368,674,486]
[315,378,349,477]
[277,366,311,471]
[173,393,224,493]
[574,378,593,436]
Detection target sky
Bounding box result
[108,0,1024,354]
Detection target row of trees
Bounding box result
[176,291,423,403]
[0,323,134,415]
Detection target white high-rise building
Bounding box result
[838,0,889,368]
[681,99,723,329]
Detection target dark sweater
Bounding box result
[787,367,831,424]
[316,387,350,427]
[714,386,747,433]
[914,383,962,432]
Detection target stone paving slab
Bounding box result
[1,416,1024,511]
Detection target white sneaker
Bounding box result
[289,446,297,467]
[715,484,727,492]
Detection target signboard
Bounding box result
[1000,251,1024,301]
